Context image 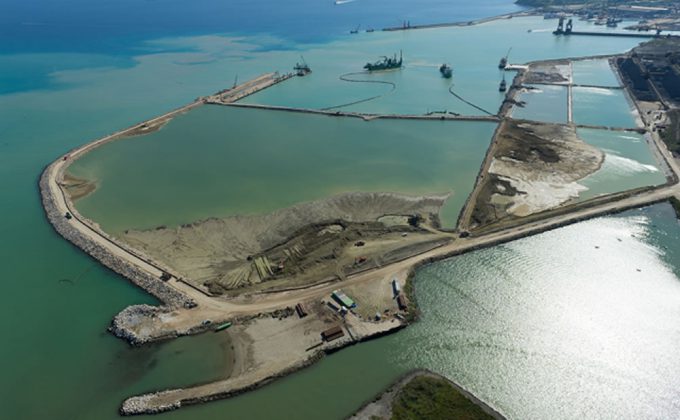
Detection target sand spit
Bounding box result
[350,369,505,420]
[121,191,450,294]
[121,301,407,416]
[61,173,96,201]
[469,120,604,227]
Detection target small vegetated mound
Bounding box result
[391,375,495,420]
[669,196,680,220]
[350,371,502,420]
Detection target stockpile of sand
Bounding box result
[121,191,448,290]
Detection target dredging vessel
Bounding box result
[498,47,512,69]
[294,56,311,76]
[499,74,507,92]
[439,63,453,78]
[364,51,403,71]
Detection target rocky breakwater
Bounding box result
[39,162,197,345]
[120,306,408,415]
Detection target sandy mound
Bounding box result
[471,121,604,226]
[121,191,448,291]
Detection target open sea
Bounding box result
[2,1,680,419]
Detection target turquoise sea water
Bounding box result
[2,2,680,419]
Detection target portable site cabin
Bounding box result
[331,290,356,308]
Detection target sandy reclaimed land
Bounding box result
[470,120,604,227]
[121,299,406,415]
[523,60,571,85]
[120,191,449,293]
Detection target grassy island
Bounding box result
[391,375,496,420]
[351,371,503,420]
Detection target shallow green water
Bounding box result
[579,128,667,199]
[70,105,495,231]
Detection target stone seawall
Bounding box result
[120,352,326,415]
[39,164,196,344]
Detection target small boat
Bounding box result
[214,322,232,332]
[499,76,507,92]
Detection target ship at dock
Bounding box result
[364,51,403,71]
[439,63,453,78]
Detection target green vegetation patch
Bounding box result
[669,196,680,220]
[392,376,495,420]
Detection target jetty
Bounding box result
[381,11,532,32]
[555,31,666,39]
[205,72,294,105]
[552,17,677,39]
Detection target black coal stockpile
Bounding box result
[616,57,657,101]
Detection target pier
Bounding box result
[381,11,531,32]
[555,31,664,39]
[205,72,294,105]
[567,62,574,124]
[552,16,677,40]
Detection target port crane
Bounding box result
[498,47,512,69]
[294,56,311,76]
